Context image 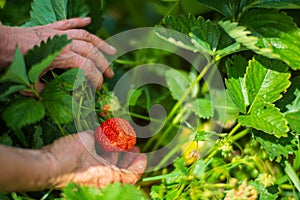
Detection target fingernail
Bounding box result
[109,45,116,53]
[83,17,91,22]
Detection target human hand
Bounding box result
[2,17,115,90]
[41,131,147,189]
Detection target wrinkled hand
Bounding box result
[42,131,147,188]
[3,17,115,90]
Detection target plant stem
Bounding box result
[144,59,214,151]
[231,128,250,142]
[227,122,242,138]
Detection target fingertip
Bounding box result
[103,67,114,79]
[108,45,116,54]
[128,154,147,173]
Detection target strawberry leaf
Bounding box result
[253,130,296,162]
[62,182,149,200]
[45,68,86,92]
[23,0,102,33]
[0,47,30,86]
[24,0,67,26]
[240,9,300,70]
[197,0,300,19]
[0,85,27,100]
[191,98,213,119]
[42,91,73,125]
[245,57,291,108]
[165,69,191,101]
[239,103,289,137]
[3,98,45,129]
[218,20,278,59]
[246,0,300,9]
[196,0,246,18]
[285,88,300,134]
[210,88,239,129]
[26,35,71,83]
[156,15,220,54]
[225,55,248,114]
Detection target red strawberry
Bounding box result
[95,118,136,152]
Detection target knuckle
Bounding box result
[79,29,91,40]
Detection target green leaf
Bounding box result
[157,14,220,54]
[240,9,300,70]
[246,0,300,9]
[0,85,27,100]
[23,0,101,32]
[26,35,71,83]
[197,0,300,19]
[253,130,296,161]
[284,161,300,192]
[245,57,291,107]
[45,68,86,92]
[155,26,198,52]
[0,133,13,146]
[240,9,298,38]
[0,47,29,85]
[192,159,211,178]
[239,103,289,137]
[128,88,143,106]
[285,89,300,134]
[249,180,279,200]
[42,91,73,124]
[67,0,89,18]
[165,69,190,100]
[62,183,102,200]
[24,0,66,26]
[218,20,277,59]
[3,98,45,129]
[83,0,103,33]
[211,89,240,128]
[225,55,248,114]
[191,98,213,119]
[33,125,44,149]
[196,0,246,18]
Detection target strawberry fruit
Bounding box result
[95,118,136,152]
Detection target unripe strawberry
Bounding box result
[98,104,112,117]
[97,92,120,118]
[95,118,136,152]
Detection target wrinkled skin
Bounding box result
[43,131,147,189]
[0,131,147,192]
[0,17,115,90]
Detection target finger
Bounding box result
[80,57,104,90]
[54,51,104,89]
[71,40,114,78]
[102,152,119,165]
[119,154,147,184]
[47,17,91,30]
[64,29,116,55]
[118,146,140,168]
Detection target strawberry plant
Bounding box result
[1,0,300,199]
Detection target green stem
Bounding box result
[115,59,138,65]
[227,122,242,138]
[231,128,250,142]
[144,59,214,151]
[157,1,179,26]
[167,59,213,122]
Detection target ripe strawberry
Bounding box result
[95,118,136,152]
